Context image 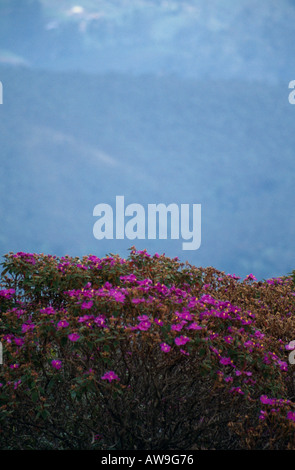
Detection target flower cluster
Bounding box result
[0,288,15,299]
[1,247,295,450]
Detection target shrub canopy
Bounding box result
[1,247,295,449]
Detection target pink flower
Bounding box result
[287,411,295,422]
[259,410,267,420]
[229,386,244,395]
[160,343,171,353]
[10,363,19,369]
[94,316,106,327]
[186,323,202,330]
[224,376,233,383]
[260,395,275,405]
[14,379,21,390]
[132,298,145,304]
[176,311,193,321]
[175,335,190,346]
[101,371,120,382]
[57,320,69,329]
[224,336,233,344]
[120,274,137,283]
[21,323,35,333]
[68,333,80,342]
[277,360,288,371]
[3,334,13,343]
[81,301,93,309]
[14,337,24,346]
[78,314,93,323]
[137,315,149,322]
[180,349,190,356]
[137,321,151,331]
[51,359,62,370]
[0,288,15,299]
[171,323,185,332]
[40,306,56,315]
[219,357,233,366]
[263,354,271,364]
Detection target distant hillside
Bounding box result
[0,66,294,280]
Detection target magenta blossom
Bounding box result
[171,323,185,332]
[260,395,276,405]
[224,376,233,383]
[14,379,22,390]
[219,357,233,366]
[40,306,56,315]
[259,410,267,420]
[175,335,191,346]
[101,371,120,382]
[229,386,244,395]
[137,315,149,322]
[245,273,257,281]
[57,320,69,329]
[94,316,106,327]
[277,360,288,371]
[0,288,15,299]
[180,349,190,356]
[186,322,202,330]
[287,411,295,422]
[120,274,137,283]
[68,333,80,342]
[21,322,35,333]
[51,359,62,370]
[224,336,233,343]
[132,298,145,304]
[176,311,193,321]
[14,337,24,346]
[160,343,171,353]
[137,321,151,331]
[81,301,93,309]
[78,314,94,323]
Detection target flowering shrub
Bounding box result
[0,247,295,449]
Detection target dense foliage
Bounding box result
[1,247,295,449]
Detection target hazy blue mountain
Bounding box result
[0,0,294,281]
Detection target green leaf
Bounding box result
[199,348,206,357]
[40,409,50,420]
[31,390,39,403]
